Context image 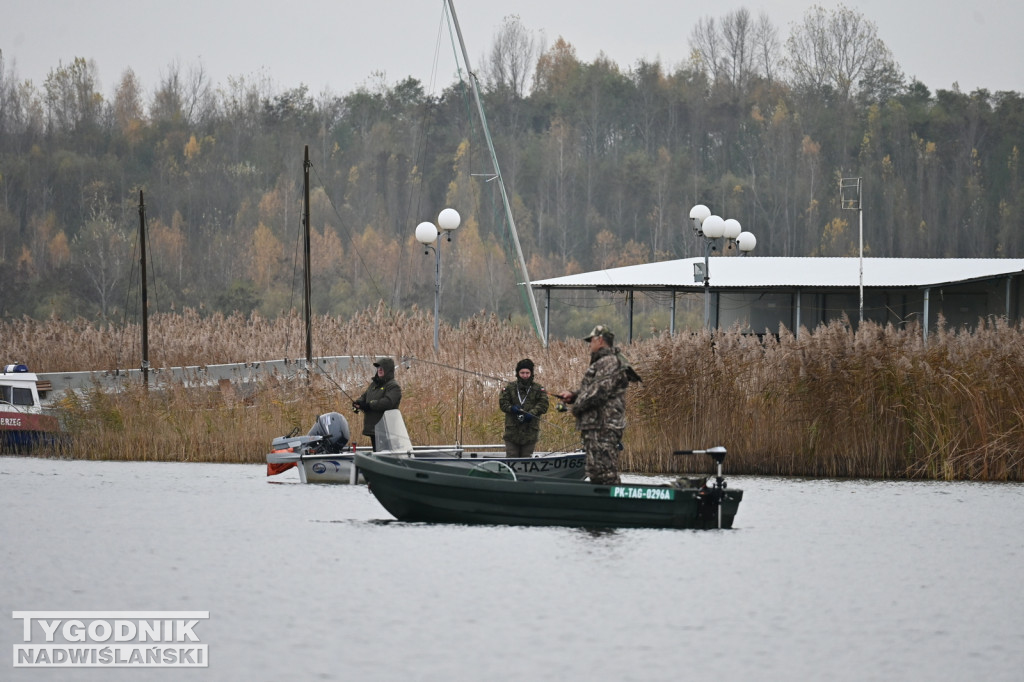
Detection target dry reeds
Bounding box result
[6,309,1024,480]
[633,318,1024,481]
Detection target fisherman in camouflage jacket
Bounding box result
[499,358,549,457]
[558,325,642,484]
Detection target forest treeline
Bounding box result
[2,5,1023,344]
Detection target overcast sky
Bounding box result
[2,1,1021,101]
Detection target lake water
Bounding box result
[2,457,1022,681]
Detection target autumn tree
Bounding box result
[112,68,145,149]
[247,222,283,290]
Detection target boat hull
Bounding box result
[268,448,587,484]
[1,363,62,452]
[0,410,61,450]
[266,410,587,484]
[300,454,364,484]
[355,454,742,529]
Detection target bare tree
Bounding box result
[150,59,214,127]
[183,61,215,126]
[0,49,12,137]
[720,8,755,93]
[482,14,543,98]
[690,16,723,84]
[480,15,544,213]
[690,9,774,96]
[217,71,274,162]
[753,13,781,86]
[71,196,130,319]
[42,57,102,133]
[151,60,184,124]
[784,4,899,100]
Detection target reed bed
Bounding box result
[5,309,1024,480]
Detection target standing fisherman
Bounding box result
[498,358,549,457]
[557,325,641,484]
[353,357,402,451]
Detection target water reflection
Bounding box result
[572,526,620,540]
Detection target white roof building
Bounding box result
[531,257,1024,343]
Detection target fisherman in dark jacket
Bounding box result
[353,356,402,450]
[557,325,641,484]
[499,358,549,457]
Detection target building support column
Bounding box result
[670,291,676,335]
[795,289,802,339]
[627,290,634,344]
[923,287,930,347]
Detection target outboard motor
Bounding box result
[673,446,730,529]
[308,412,351,453]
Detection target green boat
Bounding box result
[354,447,742,529]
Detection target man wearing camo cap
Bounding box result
[557,325,642,484]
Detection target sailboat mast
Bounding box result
[444,0,546,347]
[302,145,312,364]
[138,190,149,388]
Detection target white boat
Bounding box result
[266,409,585,484]
[1,364,61,450]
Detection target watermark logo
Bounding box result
[12,611,209,668]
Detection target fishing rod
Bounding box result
[497,385,587,454]
[402,355,584,447]
[403,355,597,425]
[268,362,364,439]
[400,355,509,384]
[310,362,362,406]
[404,356,566,423]
[412,355,580,440]
[306,355,508,415]
[316,362,410,416]
[403,355,576,411]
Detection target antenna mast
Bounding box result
[444,0,546,346]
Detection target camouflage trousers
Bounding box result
[504,440,537,458]
[581,428,622,485]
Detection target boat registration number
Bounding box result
[610,486,675,501]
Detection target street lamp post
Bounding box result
[415,208,461,351]
[689,204,756,330]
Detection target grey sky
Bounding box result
[2,1,1021,100]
